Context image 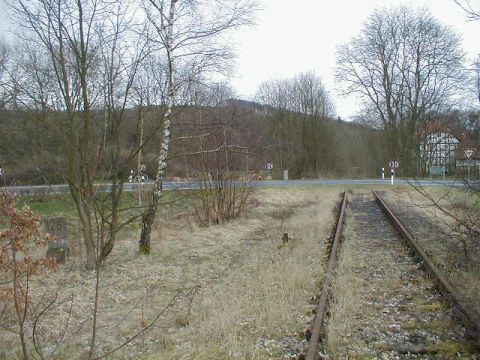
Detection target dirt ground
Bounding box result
[0,186,341,359]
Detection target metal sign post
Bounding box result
[464,148,476,182]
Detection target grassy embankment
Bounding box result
[2,186,342,359]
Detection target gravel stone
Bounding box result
[326,193,476,359]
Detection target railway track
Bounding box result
[305,191,480,359]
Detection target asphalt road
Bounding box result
[4,178,467,196]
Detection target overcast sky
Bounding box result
[1,0,479,120]
[230,0,480,120]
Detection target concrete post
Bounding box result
[45,216,70,263]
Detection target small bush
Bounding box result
[192,171,254,226]
[0,191,58,359]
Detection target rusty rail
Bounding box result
[373,191,480,347]
[305,192,347,360]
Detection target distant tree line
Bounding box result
[256,71,380,178]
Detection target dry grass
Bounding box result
[147,187,339,359]
[385,187,480,317]
[0,186,340,359]
[324,223,367,357]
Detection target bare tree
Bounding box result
[291,72,336,176]
[406,0,480,274]
[132,54,169,186]
[454,0,480,21]
[0,39,7,70]
[138,0,258,254]
[256,78,294,173]
[6,0,148,269]
[455,0,480,131]
[256,72,336,177]
[336,6,465,175]
[2,1,191,357]
[0,38,9,109]
[473,55,480,105]
[291,71,335,117]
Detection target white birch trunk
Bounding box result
[139,0,177,254]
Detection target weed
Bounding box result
[414,302,446,313]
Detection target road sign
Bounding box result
[265,162,273,171]
[388,160,399,168]
[430,166,445,176]
[464,148,476,159]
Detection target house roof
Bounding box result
[422,120,464,140]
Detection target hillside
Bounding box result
[0,100,381,184]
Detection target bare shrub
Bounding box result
[411,184,480,270]
[0,191,58,359]
[446,199,480,269]
[187,121,255,226]
[192,170,254,226]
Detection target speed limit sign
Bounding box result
[388,160,399,168]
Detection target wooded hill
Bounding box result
[0,99,382,185]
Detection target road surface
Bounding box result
[4,178,469,196]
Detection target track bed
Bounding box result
[325,193,476,359]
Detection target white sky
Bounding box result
[230,0,480,120]
[1,0,479,120]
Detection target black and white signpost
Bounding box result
[265,161,273,180]
[388,160,399,185]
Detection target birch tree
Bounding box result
[132,55,168,185]
[139,0,257,254]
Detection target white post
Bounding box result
[381,167,384,180]
[391,168,394,185]
[283,169,288,181]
